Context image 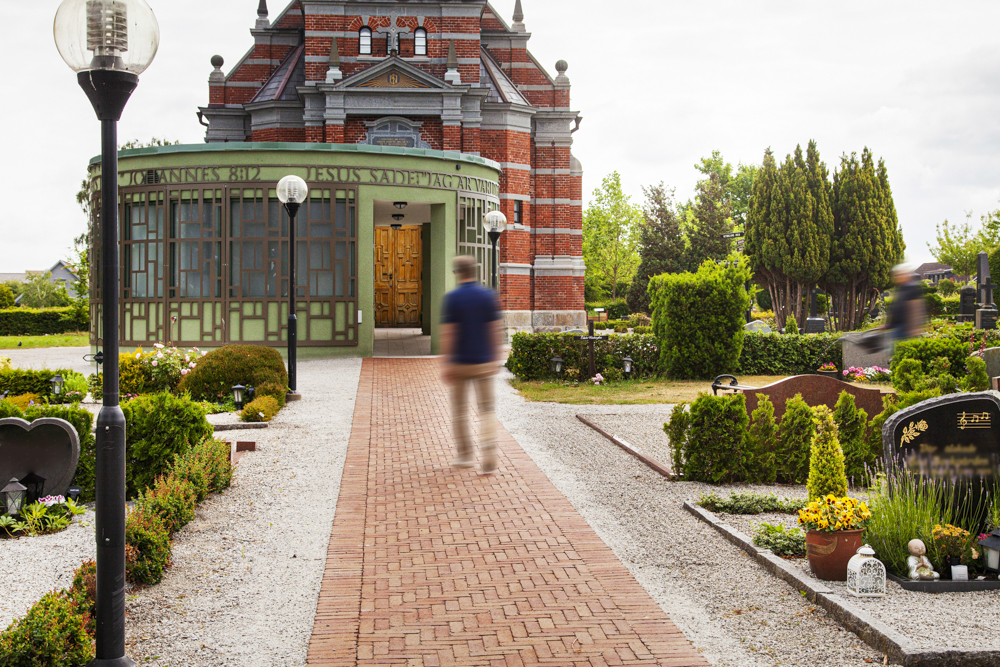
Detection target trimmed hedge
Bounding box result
[737,332,843,375]
[0,307,87,336]
[0,368,74,399]
[505,332,660,381]
[0,590,94,665]
[673,393,750,483]
[178,345,288,402]
[649,257,751,380]
[891,336,970,377]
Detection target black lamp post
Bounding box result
[54,1,159,664]
[277,175,308,402]
[484,210,508,291]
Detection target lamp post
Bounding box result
[277,175,308,402]
[484,210,507,291]
[54,1,158,665]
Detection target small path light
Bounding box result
[232,384,246,411]
[623,356,634,377]
[550,355,564,378]
[51,374,65,403]
[278,175,309,403]
[978,529,1000,573]
[846,545,886,597]
[484,210,507,291]
[2,478,26,517]
[20,473,46,506]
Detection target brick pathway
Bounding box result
[307,359,707,667]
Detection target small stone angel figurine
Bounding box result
[907,539,940,581]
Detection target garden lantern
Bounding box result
[978,529,1000,572]
[550,355,564,377]
[278,174,309,403]
[20,473,46,506]
[623,356,634,377]
[51,374,65,401]
[483,210,507,291]
[846,545,886,597]
[232,384,246,410]
[2,478,26,516]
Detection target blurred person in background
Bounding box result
[882,263,927,350]
[441,255,501,474]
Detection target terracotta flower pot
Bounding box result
[806,529,866,581]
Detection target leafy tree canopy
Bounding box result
[583,171,642,301]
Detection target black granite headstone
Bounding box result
[883,393,1000,481]
[960,285,977,320]
[805,318,826,334]
[0,418,81,499]
[978,308,999,331]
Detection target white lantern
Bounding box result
[978,529,1000,573]
[846,544,886,597]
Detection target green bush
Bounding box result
[665,404,690,479]
[241,396,280,423]
[506,332,660,381]
[69,560,96,638]
[0,285,14,310]
[963,356,990,392]
[775,395,816,484]
[123,393,212,498]
[0,307,87,336]
[752,523,806,558]
[170,438,234,502]
[785,315,799,335]
[833,392,870,486]
[892,336,969,377]
[606,299,630,320]
[0,368,74,399]
[178,345,288,402]
[682,393,750,483]
[806,406,848,500]
[634,326,652,335]
[255,381,288,408]
[937,279,957,297]
[698,491,806,514]
[613,323,629,334]
[745,394,777,484]
[649,256,751,379]
[737,332,844,375]
[924,292,945,317]
[0,590,94,666]
[125,507,172,586]
[135,473,197,534]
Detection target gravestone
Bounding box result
[0,418,81,499]
[745,320,772,334]
[983,347,1000,380]
[976,251,998,330]
[805,318,826,334]
[740,375,891,423]
[960,285,978,321]
[883,392,1000,482]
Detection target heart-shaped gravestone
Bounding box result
[0,418,81,498]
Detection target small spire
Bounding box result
[256,0,269,29]
[326,36,343,83]
[445,40,461,84]
[512,0,526,32]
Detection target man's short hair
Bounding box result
[454,255,477,281]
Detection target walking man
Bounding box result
[441,255,501,473]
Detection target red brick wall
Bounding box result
[251,127,306,142]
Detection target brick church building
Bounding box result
[199,0,585,336]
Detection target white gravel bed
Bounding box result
[122,357,361,666]
[496,370,885,667]
[0,509,96,629]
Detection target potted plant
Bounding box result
[933,523,973,580]
[798,495,871,581]
[816,362,839,380]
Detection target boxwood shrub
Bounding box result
[0,368,74,399]
[0,307,87,336]
[673,393,750,483]
[891,336,970,377]
[240,396,281,423]
[737,332,843,375]
[0,590,94,664]
[179,344,288,402]
[505,332,660,381]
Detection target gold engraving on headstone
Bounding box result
[958,411,991,430]
[900,420,929,446]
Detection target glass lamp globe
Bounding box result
[54,0,160,74]
[277,176,309,205]
[484,210,508,234]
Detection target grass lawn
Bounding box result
[509,375,894,405]
[0,333,90,350]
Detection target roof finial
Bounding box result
[326,36,343,83]
[512,0,526,32]
[445,40,461,85]
[256,0,269,29]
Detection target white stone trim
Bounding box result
[500,193,531,202]
[499,263,532,276]
[532,199,583,206]
[533,256,586,278]
[532,228,583,236]
[500,162,531,171]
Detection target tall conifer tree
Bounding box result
[627,183,686,313]
[684,172,733,269]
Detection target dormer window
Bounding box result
[359,27,372,55]
[414,28,427,56]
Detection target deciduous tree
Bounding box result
[583,172,642,301]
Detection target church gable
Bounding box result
[356,69,432,90]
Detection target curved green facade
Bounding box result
[89,143,501,357]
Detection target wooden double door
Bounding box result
[374,226,423,328]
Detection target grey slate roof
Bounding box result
[480,48,529,106]
[251,44,306,103]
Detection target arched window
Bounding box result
[414,28,427,56]
[359,27,372,55]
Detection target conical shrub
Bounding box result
[807,405,848,501]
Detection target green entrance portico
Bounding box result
[88,143,501,357]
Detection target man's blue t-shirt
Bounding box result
[443,281,500,365]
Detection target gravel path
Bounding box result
[496,370,885,667]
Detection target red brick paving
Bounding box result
[307,359,708,666]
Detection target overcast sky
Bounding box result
[4,0,999,271]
